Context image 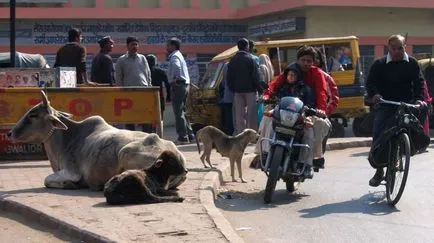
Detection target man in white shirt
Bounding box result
[115,36,152,132]
[166,37,194,144]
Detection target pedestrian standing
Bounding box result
[115,36,152,132]
[91,36,115,86]
[54,28,95,85]
[166,37,194,144]
[219,62,235,135]
[227,38,263,134]
[146,54,171,135]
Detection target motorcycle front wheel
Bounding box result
[286,178,300,193]
[264,145,285,204]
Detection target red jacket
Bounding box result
[262,75,284,100]
[322,71,340,116]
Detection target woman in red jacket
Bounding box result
[314,48,340,116]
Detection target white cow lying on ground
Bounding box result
[8,90,188,191]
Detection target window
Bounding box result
[201,0,219,9]
[0,0,67,7]
[230,0,248,9]
[170,0,191,8]
[138,0,160,8]
[105,0,128,8]
[413,45,432,59]
[71,0,95,7]
[199,61,224,88]
[359,45,375,78]
[197,54,217,81]
[413,45,432,55]
[268,43,353,75]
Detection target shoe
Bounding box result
[174,137,189,145]
[369,168,384,187]
[188,134,196,143]
[313,158,325,169]
[304,166,314,179]
[261,152,269,164]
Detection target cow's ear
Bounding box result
[59,111,73,118]
[49,115,68,130]
[41,90,50,107]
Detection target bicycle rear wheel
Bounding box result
[386,132,411,206]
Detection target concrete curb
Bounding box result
[0,198,114,243]
[199,138,372,243]
[199,161,246,243]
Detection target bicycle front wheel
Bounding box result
[386,132,411,206]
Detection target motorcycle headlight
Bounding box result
[279,110,299,127]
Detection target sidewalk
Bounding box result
[0,126,372,243]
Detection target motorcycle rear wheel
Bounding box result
[264,146,284,204]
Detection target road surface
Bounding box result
[216,145,434,243]
[0,211,81,243]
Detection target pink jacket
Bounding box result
[322,71,340,116]
[424,80,432,103]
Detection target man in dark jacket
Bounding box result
[146,54,171,119]
[54,28,93,85]
[91,36,115,85]
[366,34,425,187]
[227,38,262,134]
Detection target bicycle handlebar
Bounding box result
[379,98,420,109]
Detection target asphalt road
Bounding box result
[216,145,434,243]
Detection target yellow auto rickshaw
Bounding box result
[187,36,370,137]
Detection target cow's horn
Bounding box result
[41,90,50,107]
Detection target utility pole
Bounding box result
[10,0,16,67]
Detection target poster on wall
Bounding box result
[0,68,55,88]
[56,67,77,88]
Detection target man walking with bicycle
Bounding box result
[366,34,425,187]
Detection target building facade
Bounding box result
[0,0,433,80]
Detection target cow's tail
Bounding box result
[195,131,201,155]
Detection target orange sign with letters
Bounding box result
[0,87,161,126]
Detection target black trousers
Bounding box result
[220,103,234,136]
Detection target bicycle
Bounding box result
[374,98,423,206]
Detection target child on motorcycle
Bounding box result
[255,67,316,178]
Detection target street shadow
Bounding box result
[0,187,103,200]
[186,167,219,173]
[350,151,369,157]
[176,144,200,153]
[0,164,51,169]
[298,191,399,218]
[216,189,310,212]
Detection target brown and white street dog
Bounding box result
[196,126,259,183]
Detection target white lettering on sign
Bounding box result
[248,18,305,37]
[0,21,248,45]
[7,144,44,154]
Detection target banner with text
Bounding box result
[0,20,247,45]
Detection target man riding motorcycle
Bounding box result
[256,45,330,176]
[288,46,331,171]
[366,34,425,187]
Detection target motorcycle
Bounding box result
[258,96,325,204]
